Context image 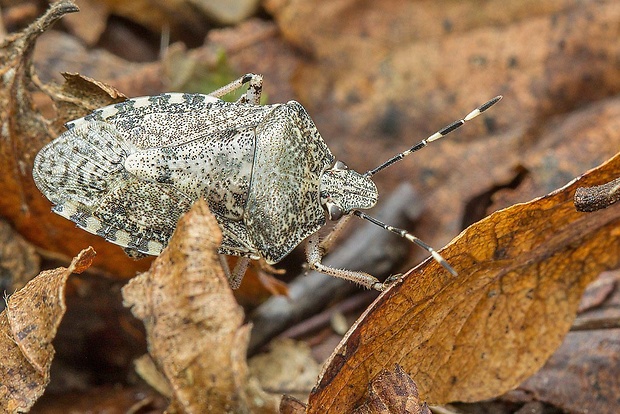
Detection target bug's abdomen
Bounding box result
[124,126,256,221]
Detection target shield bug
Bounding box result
[33,73,501,290]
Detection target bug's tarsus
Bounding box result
[365,95,502,178]
[353,210,457,276]
[208,73,264,104]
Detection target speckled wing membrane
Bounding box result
[34,93,263,256]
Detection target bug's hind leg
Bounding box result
[219,255,251,289]
[229,257,251,289]
[305,233,385,291]
[208,73,263,105]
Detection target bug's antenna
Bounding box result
[352,210,457,276]
[365,95,502,178]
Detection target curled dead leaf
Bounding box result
[352,365,431,414]
[0,0,79,197]
[0,247,95,412]
[308,153,620,412]
[42,72,127,131]
[122,199,279,413]
[279,395,306,414]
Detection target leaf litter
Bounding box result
[0,2,617,408]
[308,152,620,412]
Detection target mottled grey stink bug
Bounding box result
[33,73,501,290]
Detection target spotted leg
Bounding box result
[318,215,353,255]
[229,257,251,289]
[208,73,263,105]
[306,233,385,291]
[218,255,251,289]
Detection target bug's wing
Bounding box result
[34,93,277,255]
[246,102,335,263]
[68,93,276,149]
[33,120,193,255]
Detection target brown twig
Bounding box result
[571,316,620,331]
[277,291,377,340]
[574,177,620,212]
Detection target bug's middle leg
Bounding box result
[208,73,263,105]
[305,233,385,291]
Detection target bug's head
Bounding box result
[320,161,378,220]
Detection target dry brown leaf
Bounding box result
[275,363,432,413]
[279,395,307,414]
[0,247,95,413]
[0,1,152,278]
[266,0,619,133]
[122,199,279,413]
[97,0,208,37]
[0,219,40,296]
[0,0,78,215]
[307,153,620,412]
[507,269,620,413]
[42,72,127,130]
[94,0,259,35]
[33,30,144,87]
[352,365,431,414]
[490,96,620,212]
[517,324,620,414]
[32,384,168,413]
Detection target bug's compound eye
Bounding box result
[333,160,348,171]
[326,202,344,221]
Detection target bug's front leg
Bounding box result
[208,73,263,105]
[318,215,353,255]
[305,233,385,291]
